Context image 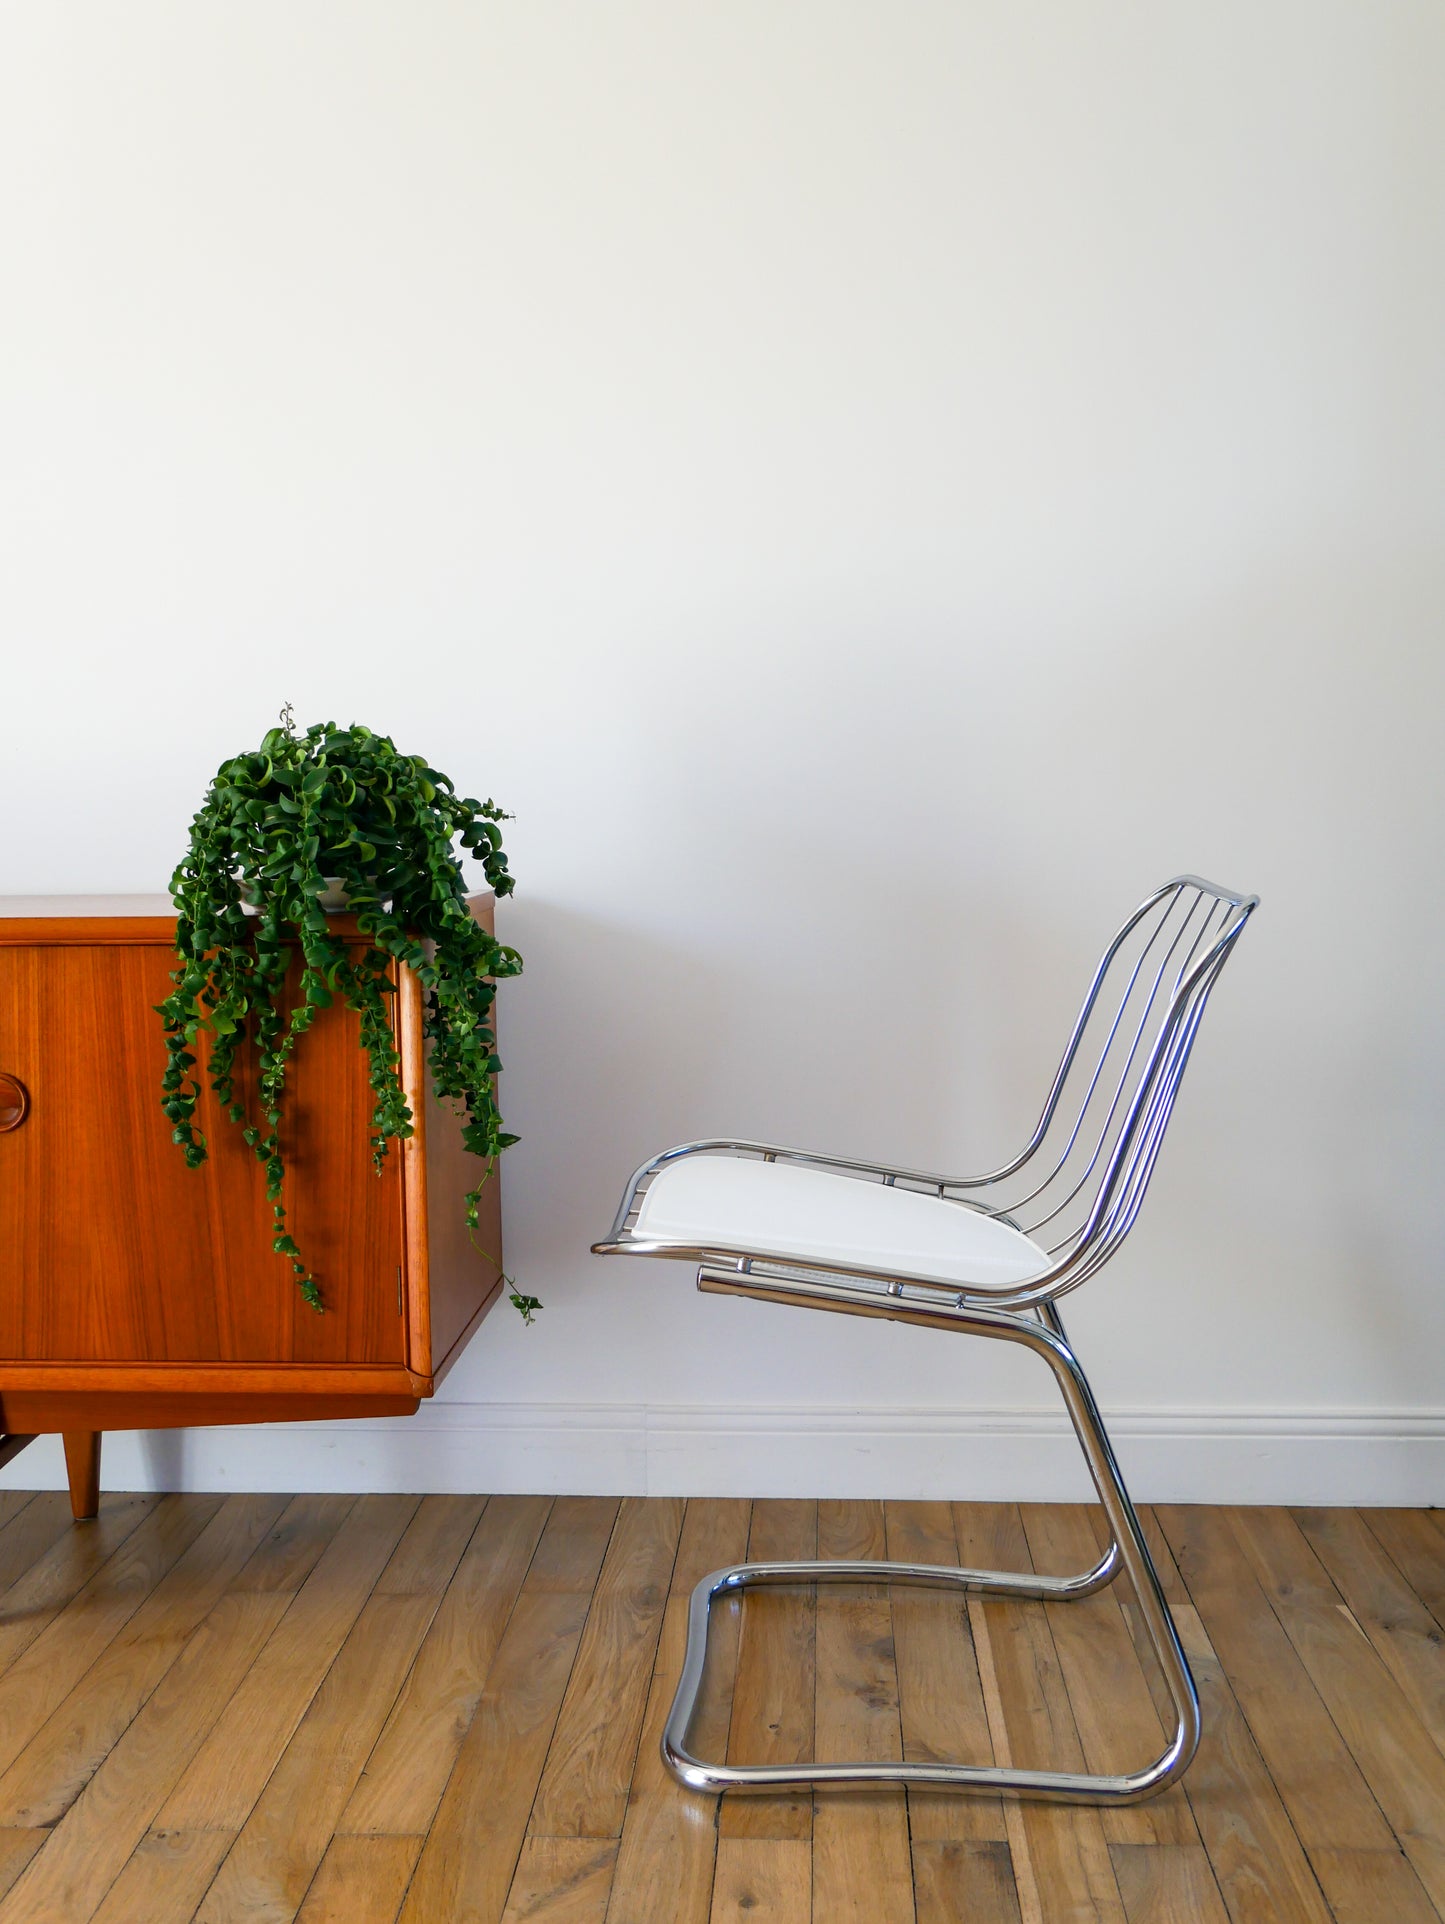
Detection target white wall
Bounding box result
[3,3,1443,1502]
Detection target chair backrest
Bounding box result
[954,876,1258,1291]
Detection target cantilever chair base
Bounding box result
[659,1291,1199,1806]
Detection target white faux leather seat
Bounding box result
[632,1153,1048,1290]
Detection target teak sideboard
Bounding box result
[0,894,504,1518]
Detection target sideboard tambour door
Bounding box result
[0,940,407,1366]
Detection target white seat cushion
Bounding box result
[633,1155,1048,1289]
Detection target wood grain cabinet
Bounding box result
[0,895,505,1517]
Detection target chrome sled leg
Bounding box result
[662,1296,1200,1806]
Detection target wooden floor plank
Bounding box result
[31,1501,353,1922]
[0,1493,159,1675]
[1138,1509,1189,1608]
[374,1495,487,1595]
[197,1586,457,1920]
[501,1838,618,1924]
[1109,1841,1230,1923]
[1303,1846,1443,1924]
[811,1499,914,1924]
[912,1839,1023,1924]
[531,1497,684,1839]
[885,1498,1005,1845]
[0,1493,33,1538]
[343,1494,553,1840]
[1019,1503,1195,1849]
[1293,1505,1445,1758]
[0,1832,45,1907]
[1225,1505,1445,1915]
[522,1499,621,1596]
[955,1501,1126,1924]
[400,1497,619,1924]
[605,1599,722,1924]
[1360,1509,1445,1632]
[0,1493,289,1826]
[1154,1514,1337,1924]
[0,1494,74,1605]
[711,1838,810,1924]
[1099,1527,1332,1924]
[0,1490,1436,1924]
[296,1835,422,1924]
[155,1493,420,1833]
[720,1499,817,1844]
[0,1492,220,1791]
[89,1829,236,1924]
[604,1499,752,1924]
[1186,1604,1338,1922]
[0,1587,295,1924]
[227,1494,358,1594]
[194,1497,481,1922]
[1157,1505,1395,1853]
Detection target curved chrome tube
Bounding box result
[659,1293,1200,1806]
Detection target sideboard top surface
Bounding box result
[0,893,495,945]
[0,895,176,942]
[0,895,176,915]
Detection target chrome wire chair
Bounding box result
[593,875,1258,1806]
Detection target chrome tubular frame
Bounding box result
[593,875,1257,1805]
[665,1292,1195,1803]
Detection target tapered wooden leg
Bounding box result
[62,1431,101,1520]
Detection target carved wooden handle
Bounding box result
[0,1074,29,1132]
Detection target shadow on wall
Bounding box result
[141,1428,188,1491]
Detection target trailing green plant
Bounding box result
[157,711,539,1319]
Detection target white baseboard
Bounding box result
[5,1403,1445,1506]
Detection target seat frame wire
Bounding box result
[593,874,1257,1805]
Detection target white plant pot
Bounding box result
[240,877,389,916]
[314,877,354,913]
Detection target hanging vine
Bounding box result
[157,711,538,1318]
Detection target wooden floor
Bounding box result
[0,1494,1441,1923]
